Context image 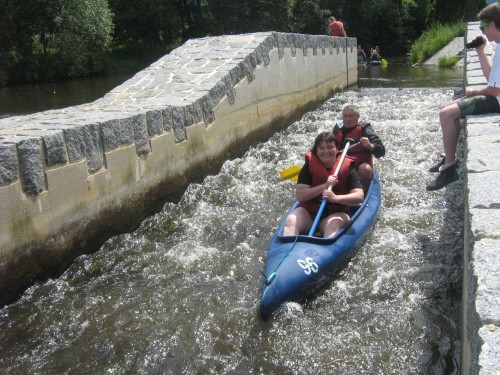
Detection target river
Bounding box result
[0,62,464,374]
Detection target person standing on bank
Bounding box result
[333,105,386,192]
[283,133,364,238]
[328,16,347,37]
[427,3,500,191]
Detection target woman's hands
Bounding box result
[322,189,337,202]
[323,175,338,189]
[322,175,338,202]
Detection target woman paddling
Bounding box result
[283,132,364,238]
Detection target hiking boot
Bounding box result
[426,164,459,191]
[429,155,445,172]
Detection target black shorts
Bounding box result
[458,95,500,118]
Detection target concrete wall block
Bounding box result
[42,132,68,167]
[209,81,227,105]
[250,49,262,67]
[274,33,285,59]
[146,109,164,136]
[229,65,245,86]
[186,102,203,125]
[83,124,105,173]
[162,107,173,132]
[256,38,273,66]
[100,119,121,152]
[242,57,255,84]
[131,114,151,155]
[17,138,45,194]
[222,75,236,105]
[120,117,135,145]
[0,142,19,185]
[172,107,187,142]
[64,127,86,163]
[184,105,195,127]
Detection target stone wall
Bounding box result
[463,23,500,375]
[0,32,357,307]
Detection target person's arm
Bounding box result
[362,126,386,158]
[297,183,327,202]
[466,46,500,97]
[296,162,328,202]
[322,169,363,204]
[477,43,492,80]
[324,187,363,205]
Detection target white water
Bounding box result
[0,87,464,374]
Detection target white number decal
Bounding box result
[297,257,318,275]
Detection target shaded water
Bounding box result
[0,74,132,119]
[0,64,465,374]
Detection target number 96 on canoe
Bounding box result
[297,257,319,275]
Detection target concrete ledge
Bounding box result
[0,32,357,306]
[463,22,500,375]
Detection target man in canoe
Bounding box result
[427,2,500,190]
[283,132,364,238]
[332,105,386,192]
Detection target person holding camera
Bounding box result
[427,3,500,190]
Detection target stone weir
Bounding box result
[0,32,357,307]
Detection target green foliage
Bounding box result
[0,0,485,86]
[409,22,466,65]
[438,55,460,68]
[52,0,114,77]
[0,0,113,84]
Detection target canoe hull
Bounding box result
[259,172,381,320]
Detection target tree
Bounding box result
[53,0,114,77]
[0,0,113,84]
[291,0,330,35]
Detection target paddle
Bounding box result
[280,165,301,181]
[307,139,352,237]
[382,58,388,65]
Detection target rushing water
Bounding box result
[0,63,465,374]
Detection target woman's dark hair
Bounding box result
[311,132,339,155]
[479,3,500,26]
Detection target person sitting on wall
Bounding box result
[427,2,500,190]
[328,16,347,37]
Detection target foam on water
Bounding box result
[0,88,463,374]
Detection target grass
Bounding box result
[409,22,466,65]
[438,56,460,68]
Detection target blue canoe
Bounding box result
[259,172,381,320]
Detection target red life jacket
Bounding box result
[299,152,355,215]
[333,124,373,169]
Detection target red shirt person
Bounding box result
[328,16,347,37]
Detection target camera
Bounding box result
[466,36,485,49]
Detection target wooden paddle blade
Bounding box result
[280,165,301,181]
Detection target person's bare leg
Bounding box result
[283,207,312,236]
[319,213,350,238]
[439,102,461,165]
[357,163,373,193]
